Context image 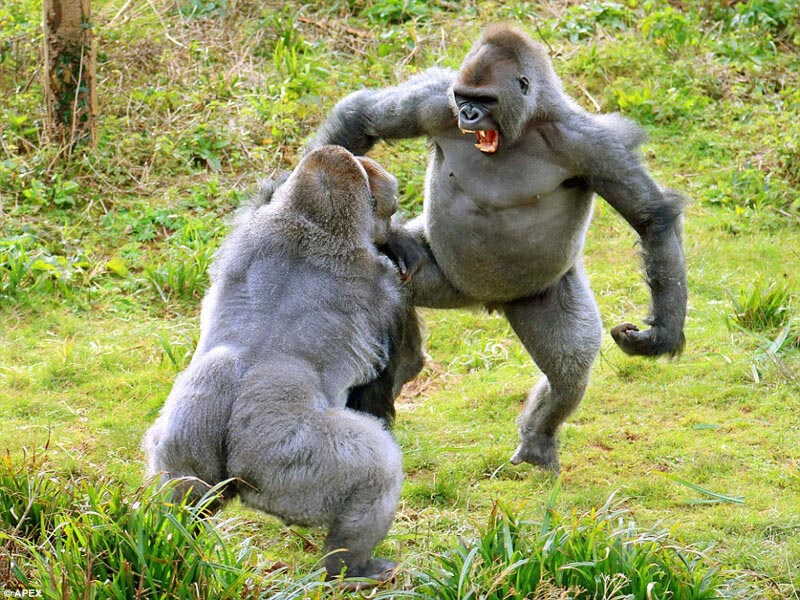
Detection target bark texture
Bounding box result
[43,0,97,148]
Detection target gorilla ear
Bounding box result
[357,156,398,219]
[519,76,530,95]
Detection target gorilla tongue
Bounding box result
[474,130,499,154]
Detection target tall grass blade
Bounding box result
[663,473,745,504]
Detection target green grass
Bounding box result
[726,277,795,334]
[1,452,338,599]
[391,490,755,599]
[1,0,799,597]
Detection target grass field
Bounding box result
[1,0,799,597]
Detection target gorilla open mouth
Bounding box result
[461,129,499,154]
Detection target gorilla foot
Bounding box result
[328,558,397,591]
[510,437,560,473]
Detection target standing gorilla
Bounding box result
[144,146,414,584]
[309,24,688,472]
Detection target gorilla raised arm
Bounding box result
[309,24,687,471]
[144,146,414,585]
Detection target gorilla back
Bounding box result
[310,24,688,472]
[144,146,407,584]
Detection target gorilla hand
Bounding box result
[380,228,427,282]
[611,322,685,357]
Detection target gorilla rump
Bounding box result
[310,24,688,472]
[143,146,418,585]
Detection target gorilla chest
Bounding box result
[435,135,571,206]
[426,141,593,300]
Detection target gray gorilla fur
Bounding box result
[309,24,688,472]
[144,146,405,583]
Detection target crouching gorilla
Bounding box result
[144,146,421,585]
[309,24,688,472]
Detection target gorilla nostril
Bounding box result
[460,104,481,123]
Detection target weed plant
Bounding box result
[392,491,756,600]
[143,244,215,304]
[3,452,764,599]
[0,446,69,541]
[726,277,793,334]
[1,452,341,599]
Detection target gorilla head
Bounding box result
[451,25,564,153]
[274,146,396,246]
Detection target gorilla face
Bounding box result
[452,57,532,155]
[452,89,501,153]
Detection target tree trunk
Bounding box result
[43,0,97,150]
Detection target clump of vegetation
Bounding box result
[726,277,793,334]
[143,244,215,304]
[555,1,634,43]
[4,451,763,599]
[398,492,751,599]
[0,451,343,599]
[0,445,70,541]
[0,234,91,300]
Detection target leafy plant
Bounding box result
[4,113,39,151]
[705,163,785,212]
[0,235,30,298]
[555,1,633,43]
[5,479,255,598]
[726,277,793,333]
[127,207,187,243]
[19,175,81,207]
[143,244,214,304]
[177,124,232,172]
[175,0,228,19]
[0,451,366,599]
[0,444,69,541]
[0,234,90,299]
[396,490,749,599]
[155,326,198,370]
[613,82,656,122]
[363,0,434,25]
[641,7,694,48]
[728,0,799,35]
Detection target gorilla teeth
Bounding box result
[474,130,499,154]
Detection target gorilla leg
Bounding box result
[322,455,400,582]
[227,370,402,583]
[502,265,602,472]
[144,346,243,505]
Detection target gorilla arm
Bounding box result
[308,68,457,154]
[309,68,475,309]
[543,118,687,357]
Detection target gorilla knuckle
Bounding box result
[612,322,685,358]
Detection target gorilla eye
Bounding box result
[519,76,530,95]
